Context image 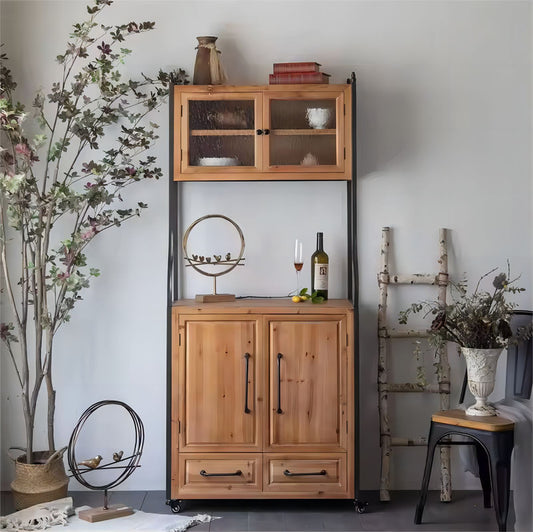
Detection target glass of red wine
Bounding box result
[294,238,303,294]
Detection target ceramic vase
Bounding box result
[193,36,226,85]
[461,347,503,416]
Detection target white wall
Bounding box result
[1,0,531,493]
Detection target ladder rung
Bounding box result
[379,328,429,338]
[379,273,439,285]
[383,383,448,393]
[391,437,428,446]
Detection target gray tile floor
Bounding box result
[1,490,511,531]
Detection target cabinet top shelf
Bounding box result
[174,83,351,94]
[172,298,354,314]
[190,129,337,137]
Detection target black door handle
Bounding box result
[256,129,263,135]
[277,353,283,414]
[200,469,242,477]
[283,469,327,477]
[264,128,270,135]
[244,353,251,414]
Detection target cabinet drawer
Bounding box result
[178,453,262,496]
[264,454,347,495]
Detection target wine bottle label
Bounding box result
[313,264,328,290]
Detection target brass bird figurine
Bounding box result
[214,255,222,262]
[225,252,231,261]
[113,450,124,462]
[78,455,102,469]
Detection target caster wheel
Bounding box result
[354,499,368,514]
[166,499,184,513]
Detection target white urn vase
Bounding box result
[461,347,503,416]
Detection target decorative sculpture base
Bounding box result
[78,504,133,522]
[195,293,235,303]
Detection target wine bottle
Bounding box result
[311,232,329,300]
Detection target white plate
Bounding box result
[198,157,238,166]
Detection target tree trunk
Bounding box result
[45,333,56,452]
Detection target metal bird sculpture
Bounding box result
[78,455,102,469]
[113,451,124,462]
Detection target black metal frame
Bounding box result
[415,422,514,531]
[166,75,362,508]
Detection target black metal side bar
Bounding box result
[244,353,251,414]
[200,470,242,477]
[283,469,326,477]
[166,82,177,501]
[348,71,364,512]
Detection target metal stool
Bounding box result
[414,410,514,531]
[415,310,532,532]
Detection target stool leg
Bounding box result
[415,423,442,525]
[486,431,514,532]
[475,442,491,508]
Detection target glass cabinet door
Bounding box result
[181,94,261,174]
[264,93,345,173]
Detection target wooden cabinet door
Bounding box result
[266,316,348,452]
[177,92,263,177]
[178,315,262,452]
[262,88,349,177]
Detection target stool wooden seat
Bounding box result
[415,409,515,531]
[432,409,515,432]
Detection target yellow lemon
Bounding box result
[292,295,301,303]
[300,295,309,301]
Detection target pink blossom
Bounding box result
[15,143,32,159]
[81,227,96,240]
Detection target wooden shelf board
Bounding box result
[190,129,336,137]
[172,298,353,314]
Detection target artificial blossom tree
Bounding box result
[0,0,188,463]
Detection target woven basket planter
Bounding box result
[9,447,69,510]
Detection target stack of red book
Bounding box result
[269,62,330,84]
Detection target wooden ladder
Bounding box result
[377,227,451,502]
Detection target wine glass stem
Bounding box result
[296,271,300,294]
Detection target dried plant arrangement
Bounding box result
[399,264,529,350]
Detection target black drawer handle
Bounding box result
[264,128,270,135]
[283,469,327,477]
[200,469,242,477]
[256,129,263,135]
[244,353,251,414]
[277,353,283,414]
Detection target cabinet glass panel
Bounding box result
[188,100,255,167]
[269,99,337,167]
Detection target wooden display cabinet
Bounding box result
[167,78,360,512]
[173,84,352,181]
[170,299,354,503]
